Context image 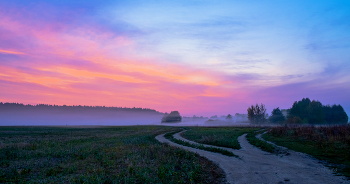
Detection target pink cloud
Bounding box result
[3,6,345,117]
[0,9,242,116]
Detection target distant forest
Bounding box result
[288,98,348,124]
[0,102,163,115]
[248,98,348,125]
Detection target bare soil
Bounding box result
[156,130,349,184]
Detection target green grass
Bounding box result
[246,131,277,153]
[181,127,260,149]
[0,126,226,183]
[262,125,350,178]
[164,131,239,158]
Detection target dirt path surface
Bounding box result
[156,131,349,184]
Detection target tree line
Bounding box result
[247,98,348,124]
[0,102,161,114]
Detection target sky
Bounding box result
[0,0,350,117]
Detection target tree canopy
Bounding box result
[288,98,348,124]
[161,111,182,123]
[269,107,286,123]
[247,104,267,124]
[226,114,233,120]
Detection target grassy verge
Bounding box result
[246,131,277,153]
[164,131,238,158]
[262,125,350,178]
[0,126,226,183]
[181,127,260,149]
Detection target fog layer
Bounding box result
[0,103,164,126]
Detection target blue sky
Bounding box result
[0,0,349,116]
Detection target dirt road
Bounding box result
[155,131,349,184]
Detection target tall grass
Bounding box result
[0,126,226,183]
[268,125,350,143]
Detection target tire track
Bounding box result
[156,130,349,184]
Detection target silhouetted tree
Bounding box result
[0,102,161,114]
[331,105,348,124]
[226,114,233,121]
[289,98,311,121]
[161,111,182,123]
[288,98,348,124]
[269,107,285,123]
[161,113,169,122]
[324,105,348,124]
[247,104,267,124]
[307,100,326,124]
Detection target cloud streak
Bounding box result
[0,49,26,55]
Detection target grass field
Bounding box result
[263,125,350,178]
[181,127,260,149]
[164,130,238,157]
[246,130,278,153]
[0,126,226,183]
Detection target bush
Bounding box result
[161,111,182,123]
[286,116,302,124]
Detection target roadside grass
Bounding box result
[263,125,350,178]
[246,130,278,153]
[181,127,260,149]
[164,131,239,158]
[0,126,226,183]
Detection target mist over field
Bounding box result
[0,103,252,126]
[0,112,163,126]
[0,111,246,126]
[0,101,254,126]
[0,103,164,126]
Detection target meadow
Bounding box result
[181,127,259,149]
[245,130,277,153]
[0,126,225,184]
[2,125,349,183]
[164,130,238,157]
[181,127,277,153]
[263,125,350,177]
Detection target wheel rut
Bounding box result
[156,130,349,184]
